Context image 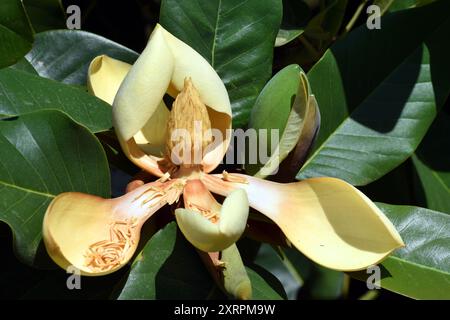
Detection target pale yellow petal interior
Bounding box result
[88,55,131,105]
[113,25,174,141]
[202,174,404,271]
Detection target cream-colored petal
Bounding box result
[113,25,174,141]
[43,181,179,275]
[219,189,249,239]
[134,101,170,156]
[159,25,231,117]
[176,180,248,252]
[175,207,223,252]
[117,136,166,177]
[87,55,131,105]
[202,173,404,271]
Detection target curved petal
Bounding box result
[118,137,166,177]
[113,24,174,141]
[202,173,404,271]
[134,101,170,156]
[159,25,231,117]
[87,55,131,105]
[175,180,248,252]
[43,181,176,275]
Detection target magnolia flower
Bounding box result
[43,25,404,296]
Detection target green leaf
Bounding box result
[26,30,138,85]
[22,0,66,32]
[0,68,112,133]
[383,0,438,13]
[117,222,215,299]
[298,1,450,186]
[254,244,344,300]
[246,64,319,178]
[253,244,301,299]
[412,110,450,213]
[160,0,282,128]
[0,110,110,266]
[352,203,450,299]
[275,0,310,47]
[10,58,38,75]
[246,265,286,300]
[0,0,34,68]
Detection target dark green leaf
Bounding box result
[352,203,450,299]
[26,30,138,85]
[0,0,34,68]
[160,0,282,128]
[117,222,214,299]
[246,264,286,300]
[253,244,301,299]
[0,68,112,133]
[0,110,110,266]
[23,0,66,32]
[9,58,38,74]
[298,1,450,185]
[412,110,450,213]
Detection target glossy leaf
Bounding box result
[412,110,450,213]
[23,0,66,32]
[159,0,282,128]
[10,58,38,74]
[246,265,286,300]
[0,110,110,266]
[117,221,287,300]
[352,203,450,299]
[0,68,112,133]
[26,30,138,85]
[298,1,450,185]
[253,244,302,299]
[0,0,34,68]
[117,222,214,300]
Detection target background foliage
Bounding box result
[0,0,448,300]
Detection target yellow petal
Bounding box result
[43,181,182,275]
[117,137,166,177]
[175,180,249,252]
[113,24,174,141]
[160,25,231,117]
[134,101,170,156]
[202,174,404,271]
[87,55,132,105]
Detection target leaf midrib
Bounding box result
[210,0,222,67]
[0,180,55,198]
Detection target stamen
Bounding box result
[186,201,219,224]
[222,170,248,184]
[157,172,171,183]
[84,218,138,272]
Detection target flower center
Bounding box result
[165,78,212,171]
